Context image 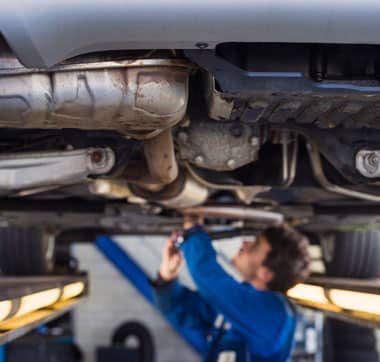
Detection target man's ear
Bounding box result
[257,266,274,284]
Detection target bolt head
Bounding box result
[195,42,209,49]
[227,159,236,169]
[368,153,380,166]
[87,148,115,175]
[91,150,105,165]
[230,124,244,138]
[357,150,380,177]
[177,131,188,143]
[250,137,259,147]
[194,155,205,166]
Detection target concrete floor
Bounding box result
[73,236,200,362]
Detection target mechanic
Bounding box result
[152,220,310,362]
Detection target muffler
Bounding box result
[0,58,192,137]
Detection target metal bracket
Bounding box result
[0,148,115,193]
[177,122,260,171]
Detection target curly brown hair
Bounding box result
[262,225,311,293]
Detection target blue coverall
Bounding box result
[154,225,297,362]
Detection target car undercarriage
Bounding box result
[0,6,379,362]
[1,38,380,236]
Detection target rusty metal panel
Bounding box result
[0,60,191,134]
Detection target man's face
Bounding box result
[232,235,272,282]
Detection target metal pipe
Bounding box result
[89,179,132,199]
[159,173,208,208]
[282,135,298,187]
[184,162,275,205]
[0,148,115,193]
[282,134,289,184]
[181,206,284,225]
[143,128,179,185]
[128,171,209,208]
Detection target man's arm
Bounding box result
[181,225,294,357]
[153,278,216,332]
[152,233,216,336]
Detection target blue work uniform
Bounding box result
[154,225,297,362]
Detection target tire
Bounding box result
[0,227,55,275]
[54,243,79,274]
[321,230,380,278]
[111,321,155,362]
[335,350,379,362]
[328,319,377,350]
[321,231,380,362]
[323,319,379,362]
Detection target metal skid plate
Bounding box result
[187,50,380,128]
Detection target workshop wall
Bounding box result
[72,236,200,362]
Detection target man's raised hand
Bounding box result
[159,231,183,282]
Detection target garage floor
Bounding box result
[73,236,200,362]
